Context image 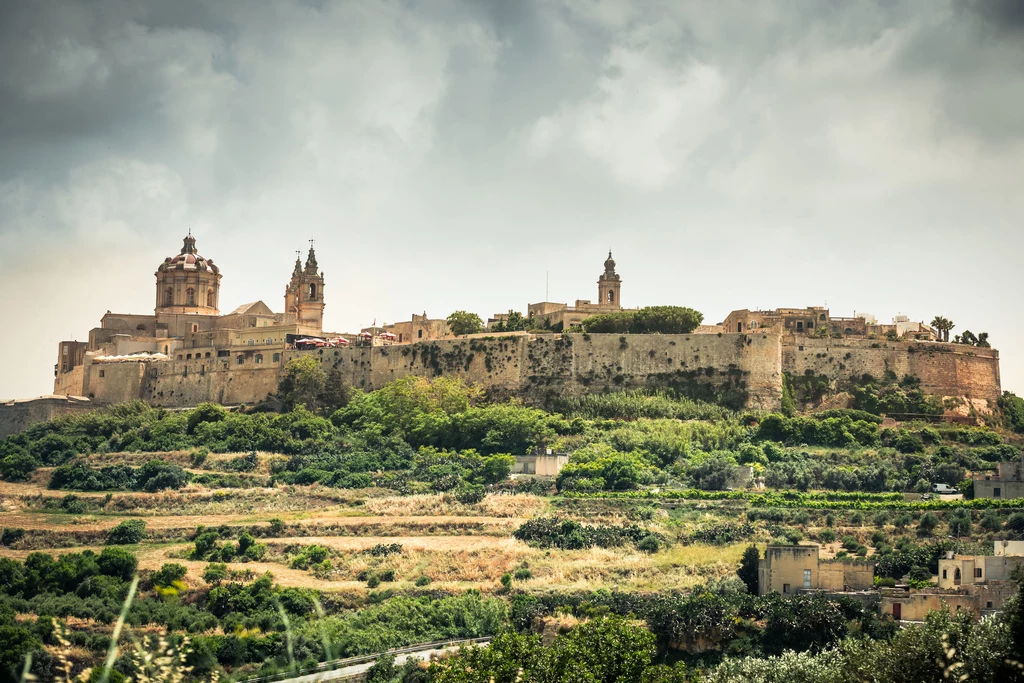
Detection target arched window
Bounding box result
[206,289,215,307]
[607,290,615,303]
[186,288,196,306]
[819,313,827,321]
[236,355,244,365]
[164,346,168,354]
[186,353,192,360]
[204,352,211,358]
[309,283,317,300]
[164,288,173,305]
[255,354,263,364]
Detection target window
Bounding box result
[418,329,423,339]
[803,569,811,588]
[164,346,169,354]
[247,339,255,346]
[265,338,274,344]
[63,346,68,355]
[954,568,961,581]
[737,322,743,332]
[177,355,183,360]
[255,354,263,364]
[186,288,196,305]
[975,568,983,578]
[192,324,199,333]
[205,352,211,358]
[607,290,614,303]
[236,356,244,365]
[207,289,215,307]
[217,350,229,358]
[994,487,1001,498]
[399,333,403,342]
[273,353,280,363]
[783,583,790,594]
[819,313,826,321]
[164,288,173,305]
[98,369,105,378]
[798,345,804,351]
[186,354,192,360]
[309,283,317,299]
[150,369,158,379]
[943,569,948,579]
[987,601,994,609]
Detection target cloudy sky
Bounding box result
[2,0,1023,399]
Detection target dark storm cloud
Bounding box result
[1,0,1023,399]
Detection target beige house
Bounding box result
[720,306,935,340]
[974,459,1024,499]
[758,544,874,596]
[512,451,569,477]
[883,542,1024,622]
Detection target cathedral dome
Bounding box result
[158,235,219,274]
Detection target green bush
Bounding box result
[106,519,146,545]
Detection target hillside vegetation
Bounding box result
[0,375,1023,682]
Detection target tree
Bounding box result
[930,316,954,343]
[278,356,328,413]
[446,310,483,336]
[631,306,704,334]
[917,512,939,536]
[498,310,531,332]
[106,519,146,545]
[738,545,760,594]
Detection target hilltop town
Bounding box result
[10,234,993,429]
[1,234,1023,682]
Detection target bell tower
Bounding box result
[597,250,621,309]
[284,241,325,331]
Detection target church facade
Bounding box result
[54,235,328,398]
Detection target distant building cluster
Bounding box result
[761,541,1024,623]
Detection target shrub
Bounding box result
[106,519,146,545]
[513,567,533,581]
[152,563,188,587]
[202,563,228,585]
[917,512,939,535]
[637,535,661,553]
[454,485,486,505]
[415,576,431,587]
[500,573,513,590]
[367,575,381,588]
[1,528,25,546]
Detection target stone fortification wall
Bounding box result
[28,333,1000,417]
[784,338,1001,404]
[129,332,783,410]
[0,396,95,438]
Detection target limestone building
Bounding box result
[973,459,1024,499]
[720,307,937,341]
[526,252,638,331]
[757,544,874,596]
[54,235,329,398]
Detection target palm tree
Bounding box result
[930,316,954,342]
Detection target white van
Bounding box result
[932,483,958,494]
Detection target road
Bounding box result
[268,640,490,683]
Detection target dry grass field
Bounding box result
[0,453,749,599]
